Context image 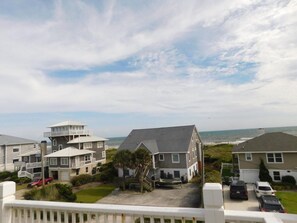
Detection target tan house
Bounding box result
[232,132,297,183]
[44,147,96,181]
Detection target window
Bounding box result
[273,171,281,181]
[58,144,63,150]
[102,151,106,158]
[84,142,92,149]
[13,148,19,153]
[61,158,68,166]
[245,153,252,161]
[172,154,180,163]
[97,142,103,148]
[123,169,129,176]
[159,154,164,161]
[52,139,57,146]
[85,155,91,161]
[13,159,19,163]
[86,167,89,173]
[50,158,57,165]
[267,153,283,163]
[174,171,180,178]
[189,169,192,176]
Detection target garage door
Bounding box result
[60,171,70,181]
[240,169,259,183]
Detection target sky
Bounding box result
[0,0,297,140]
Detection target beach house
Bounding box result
[232,132,297,183]
[118,125,203,182]
[0,134,37,172]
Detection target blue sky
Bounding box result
[0,0,297,140]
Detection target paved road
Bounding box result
[223,184,259,211]
[97,183,201,207]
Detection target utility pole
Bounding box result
[40,141,47,188]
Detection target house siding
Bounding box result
[156,153,187,168]
[237,153,296,169]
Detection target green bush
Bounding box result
[55,184,76,202]
[70,174,93,186]
[18,177,31,184]
[95,162,117,182]
[24,189,37,200]
[0,171,13,181]
[282,175,296,185]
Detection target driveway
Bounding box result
[97,183,201,207]
[223,184,259,211]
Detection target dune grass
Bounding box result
[75,184,116,203]
[276,191,297,214]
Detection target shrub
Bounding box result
[24,189,37,200]
[18,177,31,184]
[0,171,13,181]
[259,159,272,182]
[70,174,93,186]
[205,170,221,183]
[55,184,76,202]
[95,162,117,182]
[282,175,296,185]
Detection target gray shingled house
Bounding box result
[0,134,37,171]
[118,125,203,182]
[232,132,297,183]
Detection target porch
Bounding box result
[0,181,296,223]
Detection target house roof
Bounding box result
[0,134,37,146]
[68,136,108,144]
[48,121,85,128]
[44,147,94,158]
[232,132,297,153]
[118,125,196,153]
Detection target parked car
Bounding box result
[259,195,286,213]
[254,181,275,198]
[229,180,248,200]
[27,177,53,188]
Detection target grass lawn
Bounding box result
[276,191,297,214]
[16,184,28,191]
[75,184,116,203]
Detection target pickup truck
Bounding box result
[27,177,53,188]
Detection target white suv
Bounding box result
[254,181,275,198]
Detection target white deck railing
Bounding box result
[0,182,296,223]
[44,130,90,137]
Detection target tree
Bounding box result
[133,147,152,193]
[259,159,272,182]
[113,150,133,190]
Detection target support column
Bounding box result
[203,183,225,223]
[0,181,16,223]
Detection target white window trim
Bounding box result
[159,154,164,161]
[61,158,68,166]
[102,151,106,158]
[58,144,63,150]
[84,142,92,149]
[245,153,252,161]
[97,142,103,148]
[50,158,57,165]
[273,171,281,181]
[13,147,20,153]
[85,155,91,161]
[172,153,180,163]
[266,153,283,163]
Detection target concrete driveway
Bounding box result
[223,184,259,211]
[97,183,201,208]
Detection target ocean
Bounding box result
[106,126,297,148]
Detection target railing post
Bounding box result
[203,183,225,223]
[0,181,16,223]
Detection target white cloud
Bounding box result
[0,0,296,132]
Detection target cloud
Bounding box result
[0,0,297,133]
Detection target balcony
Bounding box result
[44,129,90,137]
[71,158,96,168]
[0,182,296,223]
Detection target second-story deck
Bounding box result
[44,129,91,137]
[0,182,296,223]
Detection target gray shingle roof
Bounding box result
[232,132,297,153]
[118,125,196,153]
[0,134,37,146]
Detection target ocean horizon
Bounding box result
[106,125,297,148]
